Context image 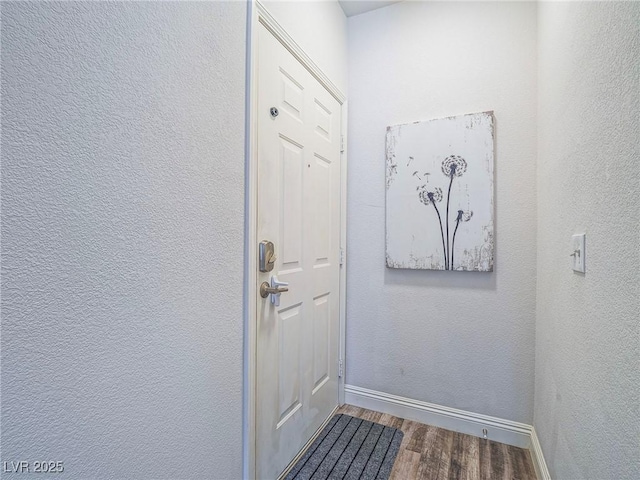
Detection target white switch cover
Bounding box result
[571,233,586,273]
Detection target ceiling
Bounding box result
[338,0,404,18]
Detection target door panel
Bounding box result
[281,139,303,267]
[312,293,330,393]
[312,154,332,264]
[277,304,302,425]
[256,22,341,479]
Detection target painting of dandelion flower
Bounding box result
[386,111,494,271]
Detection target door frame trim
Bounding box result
[244,2,348,478]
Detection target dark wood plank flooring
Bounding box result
[337,405,537,480]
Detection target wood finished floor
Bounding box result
[336,405,537,480]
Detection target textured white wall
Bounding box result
[260,0,348,93]
[1,2,245,478]
[535,2,640,479]
[346,1,537,423]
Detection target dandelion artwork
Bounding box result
[386,111,495,271]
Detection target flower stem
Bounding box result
[451,218,461,269]
[445,174,454,270]
[431,203,448,270]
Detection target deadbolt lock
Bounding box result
[259,240,276,272]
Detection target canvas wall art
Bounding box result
[386,111,495,271]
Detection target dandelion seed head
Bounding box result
[441,155,468,177]
[456,210,473,222]
[417,185,443,205]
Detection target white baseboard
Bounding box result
[344,385,551,479]
[344,384,531,448]
[529,426,551,480]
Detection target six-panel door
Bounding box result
[256,22,342,480]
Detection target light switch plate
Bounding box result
[571,233,586,273]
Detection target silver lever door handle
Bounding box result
[260,283,288,297]
[260,275,289,306]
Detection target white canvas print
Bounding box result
[386,111,495,271]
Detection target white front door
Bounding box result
[256,22,342,479]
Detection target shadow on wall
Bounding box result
[384,267,497,290]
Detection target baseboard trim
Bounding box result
[529,426,551,480]
[344,384,532,448]
[344,385,551,478]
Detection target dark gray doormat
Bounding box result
[284,414,404,480]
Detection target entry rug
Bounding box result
[285,414,404,480]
